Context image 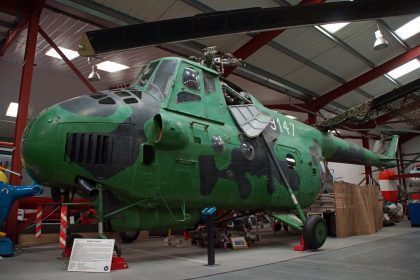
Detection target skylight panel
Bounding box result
[96,61,129,73]
[6,102,18,117]
[387,59,420,79]
[320,22,350,33]
[395,16,420,40]
[45,47,79,60]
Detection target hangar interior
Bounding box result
[0,0,419,279]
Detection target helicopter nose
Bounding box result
[21,106,59,184]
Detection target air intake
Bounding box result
[66,133,113,164]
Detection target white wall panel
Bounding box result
[327,138,366,185]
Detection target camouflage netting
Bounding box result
[318,89,420,131]
[318,100,373,131]
[372,90,420,128]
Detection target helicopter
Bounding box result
[20,46,399,250]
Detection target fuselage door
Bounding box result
[202,71,225,123]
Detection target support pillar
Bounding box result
[306,113,317,125]
[206,214,215,266]
[362,135,372,185]
[6,0,45,244]
[398,144,406,189]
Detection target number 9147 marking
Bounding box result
[270,118,295,137]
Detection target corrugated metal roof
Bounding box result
[246,45,306,77]
[311,45,370,80]
[335,20,407,66]
[228,74,292,105]
[283,65,340,94]
[335,90,369,108]
[359,76,397,98]
[95,0,198,22]
[272,27,337,60]
[198,0,279,10]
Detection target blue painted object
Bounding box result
[0,182,43,225]
[201,207,216,216]
[0,182,43,257]
[0,237,13,257]
[408,203,420,226]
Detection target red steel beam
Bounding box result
[305,113,317,125]
[224,0,324,77]
[309,45,420,110]
[6,0,45,244]
[39,28,97,93]
[0,18,28,56]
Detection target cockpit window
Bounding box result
[204,73,216,94]
[183,68,200,91]
[146,59,177,101]
[137,61,159,86]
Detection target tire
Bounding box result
[303,215,327,250]
[119,231,140,243]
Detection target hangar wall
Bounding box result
[327,138,366,185]
[402,136,420,175]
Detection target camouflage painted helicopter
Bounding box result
[21,47,398,250]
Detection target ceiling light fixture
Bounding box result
[373,25,388,50]
[45,47,79,60]
[6,102,18,118]
[96,61,129,73]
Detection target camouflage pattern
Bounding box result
[21,57,398,232]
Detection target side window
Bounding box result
[183,68,200,91]
[136,61,158,86]
[177,92,201,103]
[204,73,216,94]
[147,60,177,101]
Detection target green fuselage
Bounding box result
[21,57,396,231]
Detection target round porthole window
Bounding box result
[211,135,225,154]
[241,142,255,160]
[286,154,296,169]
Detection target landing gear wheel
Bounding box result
[119,231,140,243]
[303,215,327,250]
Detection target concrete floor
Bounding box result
[0,222,419,280]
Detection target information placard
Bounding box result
[68,239,115,273]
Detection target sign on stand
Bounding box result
[68,239,115,273]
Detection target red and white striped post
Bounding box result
[59,205,68,249]
[35,206,42,239]
[379,169,399,203]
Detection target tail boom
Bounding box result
[322,134,398,168]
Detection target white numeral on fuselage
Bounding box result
[271,118,295,137]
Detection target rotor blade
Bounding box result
[78,0,420,56]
